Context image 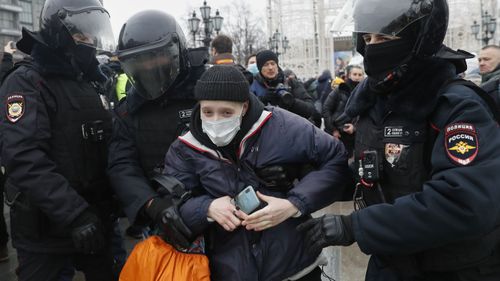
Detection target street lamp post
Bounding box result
[471,10,497,46]
[188,11,201,47]
[268,29,290,58]
[188,1,223,48]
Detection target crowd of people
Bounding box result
[1,0,500,280]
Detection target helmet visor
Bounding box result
[118,39,181,100]
[335,0,433,36]
[61,7,116,52]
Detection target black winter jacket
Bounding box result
[0,42,112,253]
[250,72,316,120]
[107,49,206,223]
[165,101,349,281]
[322,79,357,134]
[345,58,500,280]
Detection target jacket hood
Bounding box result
[30,42,106,82]
[317,70,332,82]
[435,45,474,74]
[16,28,48,55]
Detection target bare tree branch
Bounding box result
[219,0,267,65]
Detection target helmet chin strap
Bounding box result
[371,62,410,94]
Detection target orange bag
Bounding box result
[119,236,210,281]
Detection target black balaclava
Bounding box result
[362,25,420,93]
[71,44,98,76]
[57,29,102,81]
[363,37,415,81]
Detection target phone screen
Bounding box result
[234,186,261,214]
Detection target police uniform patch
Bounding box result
[445,122,478,166]
[6,94,25,123]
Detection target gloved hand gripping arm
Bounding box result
[296,214,355,253]
[145,197,193,249]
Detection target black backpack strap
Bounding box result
[441,78,500,124]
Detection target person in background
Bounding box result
[317,69,333,107]
[98,55,131,107]
[479,45,500,85]
[479,45,500,111]
[0,40,16,262]
[0,41,15,84]
[210,34,253,84]
[245,53,258,76]
[304,77,320,113]
[250,50,316,122]
[322,65,365,158]
[210,34,236,65]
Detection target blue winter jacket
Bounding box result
[164,106,349,281]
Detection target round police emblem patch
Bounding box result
[445,123,478,166]
[6,94,25,123]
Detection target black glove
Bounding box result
[256,165,293,191]
[256,164,316,191]
[333,113,351,129]
[146,197,193,249]
[71,209,105,254]
[296,214,355,253]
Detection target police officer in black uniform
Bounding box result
[0,0,117,280]
[298,0,500,280]
[107,10,207,247]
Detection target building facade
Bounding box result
[445,0,499,54]
[0,0,45,46]
[266,0,350,79]
[0,0,22,47]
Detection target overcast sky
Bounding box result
[104,0,267,39]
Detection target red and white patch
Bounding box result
[445,123,478,166]
[6,94,25,123]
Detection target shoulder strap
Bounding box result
[441,78,500,123]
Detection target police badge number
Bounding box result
[445,123,478,166]
[6,94,25,123]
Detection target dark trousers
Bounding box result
[365,255,500,281]
[17,249,116,281]
[0,173,8,246]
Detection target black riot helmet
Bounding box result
[116,10,190,100]
[39,0,115,52]
[351,0,448,58]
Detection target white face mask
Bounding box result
[201,108,243,147]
